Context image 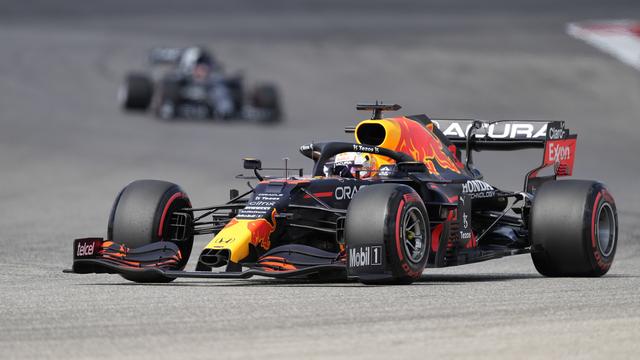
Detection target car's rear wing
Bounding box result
[346,108,578,191]
[431,118,562,151]
[429,118,577,190]
[148,47,183,65]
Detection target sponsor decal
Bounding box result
[432,120,548,140]
[352,144,380,154]
[543,137,577,176]
[547,126,567,140]
[394,119,462,174]
[77,242,95,257]
[247,209,277,250]
[74,238,102,258]
[349,246,383,267]
[207,209,278,262]
[211,237,235,245]
[356,117,462,175]
[547,143,572,162]
[237,193,284,219]
[335,185,364,200]
[461,180,496,199]
[459,195,473,243]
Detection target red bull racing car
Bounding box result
[67,103,618,284]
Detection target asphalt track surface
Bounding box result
[1,1,640,358]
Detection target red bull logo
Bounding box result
[356,117,462,175]
[205,209,278,263]
[395,119,461,175]
[247,209,277,250]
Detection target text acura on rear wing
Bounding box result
[430,118,576,192]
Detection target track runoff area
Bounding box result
[568,20,640,71]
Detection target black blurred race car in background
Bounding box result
[118,46,282,123]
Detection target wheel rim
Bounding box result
[402,206,427,263]
[596,202,616,257]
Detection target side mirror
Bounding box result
[299,144,321,161]
[243,158,262,170]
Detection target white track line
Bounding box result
[567,20,640,71]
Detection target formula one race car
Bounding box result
[118,46,282,123]
[67,103,618,284]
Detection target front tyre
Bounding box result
[119,73,153,111]
[108,180,194,282]
[530,180,617,277]
[345,184,430,285]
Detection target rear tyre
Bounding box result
[345,184,430,285]
[119,73,153,110]
[530,180,617,277]
[108,180,194,282]
[248,83,281,123]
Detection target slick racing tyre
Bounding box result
[248,83,281,123]
[108,180,193,282]
[346,184,430,285]
[119,73,153,110]
[530,180,617,277]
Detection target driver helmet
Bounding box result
[324,152,378,178]
[180,47,217,74]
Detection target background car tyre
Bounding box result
[119,73,153,110]
[530,180,617,277]
[346,184,430,285]
[249,83,281,123]
[108,180,194,282]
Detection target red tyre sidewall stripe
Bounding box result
[591,191,602,248]
[158,192,184,237]
[591,190,614,271]
[395,199,406,261]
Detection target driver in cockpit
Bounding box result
[179,47,234,118]
[323,152,381,179]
